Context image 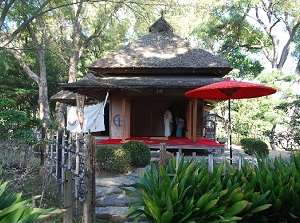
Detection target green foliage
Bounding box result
[240,138,269,156]
[0,98,41,144]
[226,46,264,79]
[270,97,300,151]
[0,168,59,223]
[0,141,63,210]
[0,139,39,173]
[239,155,300,222]
[127,155,300,222]
[96,145,131,174]
[126,157,270,222]
[212,93,279,146]
[122,141,151,167]
[0,50,39,115]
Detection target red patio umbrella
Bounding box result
[185,77,276,164]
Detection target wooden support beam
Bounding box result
[127,100,131,138]
[82,134,91,223]
[192,99,197,142]
[198,100,204,138]
[121,98,126,142]
[186,100,192,139]
[63,171,73,223]
[91,136,96,223]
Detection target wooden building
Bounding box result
[58,17,232,143]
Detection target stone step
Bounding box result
[95,206,130,222]
[96,176,136,187]
[95,186,124,198]
[96,193,137,207]
[94,168,146,222]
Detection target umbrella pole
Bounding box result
[228,99,232,165]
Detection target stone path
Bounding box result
[95,169,143,223]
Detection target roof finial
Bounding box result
[161,10,164,18]
[149,14,173,34]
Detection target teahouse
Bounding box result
[56,17,232,144]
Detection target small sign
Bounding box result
[205,120,216,140]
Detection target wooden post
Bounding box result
[67,135,72,170]
[82,134,91,223]
[265,156,269,167]
[192,99,197,142]
[49,134,54,175]
[186,101,192,140]
[127,100,131,138]
[61,133,65,193]
[91,136,96,223]
[176,152,180,171]
[208,154,214,173]
[75,133,81,211]
[192,152,196,161]
[57,130,63,180]
[63,171,73,223]
[122,98,126,142]
[55,134,58,179]
[251,155,255,168]
[159,143,167,167]
[238,155,243,170]
[198,100,204,138]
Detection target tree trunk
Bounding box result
[38,68,50,127]
[296,56,300,75]
[68,2,83,83]
[277,38,292,69]
[269,124,277,150]
[9,19,50,165]
[55,102,66,129]
[9,48,50,127]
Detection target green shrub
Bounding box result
[126,157,270,222]
[96,145,131,174]
[122,141,151,167]
[0,98,41,144]
[240,137,269,156]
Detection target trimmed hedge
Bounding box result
[240,137,269,156]
[122,141,151,167]
[96,145,131,174]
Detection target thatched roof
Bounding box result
[56,17,232,100]
[50,74,108,104]
[87,17,232,77]
[50,90,101,105]
[59,73,225,93]
[51,90,77,101]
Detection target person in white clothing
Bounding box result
[164,108,173,137]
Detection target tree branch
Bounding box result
[9,47,40,83]
[277,17,300,69]
[1,0,51,48]
[222,5,251,57]
[0,0,15,30]
[1,0,169,49]
[296,56,300,75]
[79,1,124,55]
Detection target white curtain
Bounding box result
[67,93,108,133]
